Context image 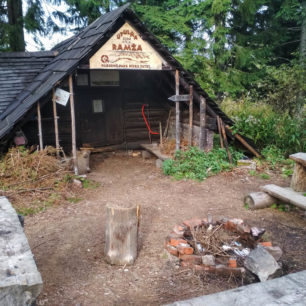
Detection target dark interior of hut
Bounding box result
[22,69,190,153]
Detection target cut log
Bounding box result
[245,192,277,210]
[261,184,306,210]
[289,153,306,192]
[291,162,306,192]
[105,204,140,265]
[289,152,306,166]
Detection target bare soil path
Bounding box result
[25,152,306,306]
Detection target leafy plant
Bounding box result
[260,173,270,180]
[162,147,243,181]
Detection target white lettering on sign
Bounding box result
[54,88,70,106]
[89,22,167,70]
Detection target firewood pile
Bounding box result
[165,217,283,282]
[0,147,79,214]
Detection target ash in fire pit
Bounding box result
[165,217,283,282]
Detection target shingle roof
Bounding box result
[0,51,55,114]
[0,3,235,142]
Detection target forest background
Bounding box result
[0,0,305,158]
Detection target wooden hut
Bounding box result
[0,4,259,170]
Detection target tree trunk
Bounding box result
[7,0,25,51]
[296,0,306,117]
[105,204,140,265]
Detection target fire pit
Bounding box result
[165,217,283,282]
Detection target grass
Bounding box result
[260,173,270,180]
[162,146,244,181]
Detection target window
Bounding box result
[90,70,119,86]
[76,73,89,86]
[92,99,104,113]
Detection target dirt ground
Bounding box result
[24,152,306,306]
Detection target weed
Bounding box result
[244,203,249,210]
[249,170,257,176]
[260,173,270,180]
[79,178,100,189]
[162,147,243,181]
[67,197,82,203]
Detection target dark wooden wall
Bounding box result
[23,70,171,152]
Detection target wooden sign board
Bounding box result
[168,94,191,102]
[89,22,167,70]
[54,88,70,106]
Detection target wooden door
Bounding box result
[78,94,107,146]
[78,92,123,147]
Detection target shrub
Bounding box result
[162,147,243,181]
[221,99,306,156]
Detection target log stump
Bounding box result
[105,204,140,265]
[244,192,276,210]
[290,153,306,192]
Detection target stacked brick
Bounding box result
[164,217,279,277]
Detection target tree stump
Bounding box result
[290,153,306,192]
[244,192,276,210]
[105,204,140,265]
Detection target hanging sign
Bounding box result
[168,95,191,102]
[54,88,70,106]
[89,22,166,70]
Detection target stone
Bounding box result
[244,245,281,282]
[0,197,43,306]
[142,150,153,159]
[202,255,215,266]
[156,159,163,168]
[168,270,306,306]
[265,246,283,261]
[73,179,83,188]
[237,159,256,170]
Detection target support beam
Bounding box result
[52,88,60,158]
[217,116,224,149]
[37,101,43,151]
[188,85,193,146]
[199,96,206,150]
[175,70,180,151]
[69,74,78,175]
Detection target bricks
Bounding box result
[259,241,272,247]
[165,244,179,257]
[177,243,194,255]
[173,225,185,236]
[183,218,202,230]
[179,254,202,265]
[169,238,188,247]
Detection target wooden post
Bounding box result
[199,96,206,150]
[217,116,224,149]
[37,101,43,151]
[225,125,261,158]
[105,204,140,265]
[221,120,233,163]
[159,122,163,146]
[69,74,78,175]
[52,88,60,158]
[175,70,180,151]
[188,85,193,146]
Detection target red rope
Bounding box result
[142,104,159,135]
